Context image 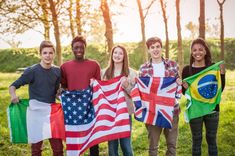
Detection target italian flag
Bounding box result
[7,99,65,144]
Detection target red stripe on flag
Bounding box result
[160,109,173,122]
[66,115,129,138]
[50,103,65,140]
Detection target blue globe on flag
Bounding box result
[197,74,218,99]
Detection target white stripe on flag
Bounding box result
[27,100,52,143]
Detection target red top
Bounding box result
[61,59,101,91]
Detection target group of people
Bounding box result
[9,35,225,156]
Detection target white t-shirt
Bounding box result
[152,62,165,77]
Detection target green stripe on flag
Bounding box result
[7,99,29,143]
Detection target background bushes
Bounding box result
[0,38,234,72]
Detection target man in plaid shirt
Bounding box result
[139,37,182,156]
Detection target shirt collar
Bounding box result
[148,57,166,67]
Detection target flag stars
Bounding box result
[72,102,76,106]
[73,111,77,115]
[61,88,94,125]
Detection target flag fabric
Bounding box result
[7,99,65,144]
[183,61,223,122]
[61,76,130,156]
[131,77,179,128]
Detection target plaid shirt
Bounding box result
[139,57,181,115]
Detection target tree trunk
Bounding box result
[39,0,50,40]
[199,0,205,39]
[76,0,82,35]
[176,0,183,74]
[69,0,75,39]
[136,0,147,62]
[48,0,62,65]
[217,0,225,60]
[100,0,114,54]
[160,0,169,58]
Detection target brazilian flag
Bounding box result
[184,61,223,122]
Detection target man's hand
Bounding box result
[176,78,182,86]
[9,86,19,104]
[10,95,19,104]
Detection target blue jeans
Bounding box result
[108,137,133,156]
[189,111,219,156]
[108,116,133,156]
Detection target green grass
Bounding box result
[0,71,235,156]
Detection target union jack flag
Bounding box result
[131,77,180,128]
[61,76,130,156]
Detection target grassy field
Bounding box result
[0,71,235,156]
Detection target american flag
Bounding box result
[131,77,179,128]
[61,76,130,156]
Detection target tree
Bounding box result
[68,0,75,38]
[38,0,50,40]
[76,0,82,35]
[199,0,205,39]
[159,0,169,58]
[136,0,156,62]
[217,0,226,60]
[100,0,114,54]
[176,0,183,74]
[48,0,62,65]
[0,0,50,40]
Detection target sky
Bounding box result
[0,0,234,49]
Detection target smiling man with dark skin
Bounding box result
[60,35,101,155]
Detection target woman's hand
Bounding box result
[121,77,129,89]
[182,82,189,89]
[220,63,226,74]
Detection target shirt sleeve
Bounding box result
[10,67,34,89]
[221,74,225,92]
